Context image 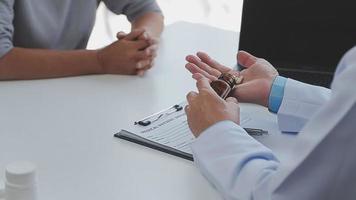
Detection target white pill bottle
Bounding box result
[0,161,38,200]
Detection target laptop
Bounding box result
[238,0,356,87]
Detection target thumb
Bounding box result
[125,29,146,41]
[116,31,127,40]
[237,51,258,68]
[226,97,238,104]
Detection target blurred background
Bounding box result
[87,0,243,49]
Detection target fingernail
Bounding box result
[138,71,145,76]
[197,51,205,56]
[137,62,143,69]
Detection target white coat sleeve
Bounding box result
[276,79,331,132]
[276,46,356,133]
[192,121,280,200]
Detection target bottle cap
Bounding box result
[219,73,244,88]
[5,161,37,188]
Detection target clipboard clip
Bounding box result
[134,104,183,126]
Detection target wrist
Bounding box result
[95,49,106,74]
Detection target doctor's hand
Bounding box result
[185,74,240,137]
[117,29,159,76]
[185,51,278,107]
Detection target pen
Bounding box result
[244,128,268,136]
[134,103,268,136]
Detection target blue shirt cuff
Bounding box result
[268,76,287,113]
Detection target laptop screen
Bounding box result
[238,0,356,86]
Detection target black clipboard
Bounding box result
[114,102,267,161]
[115,130,193,161]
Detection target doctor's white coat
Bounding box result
[192,47,356,200]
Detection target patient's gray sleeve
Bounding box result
[0,0,14,59]
[103,0,162,22]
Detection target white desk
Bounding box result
[0,22,295,200]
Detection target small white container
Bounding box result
[0,161,38,200]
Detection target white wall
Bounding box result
[87,0,243,49]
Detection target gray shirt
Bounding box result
[0,0,161,58]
